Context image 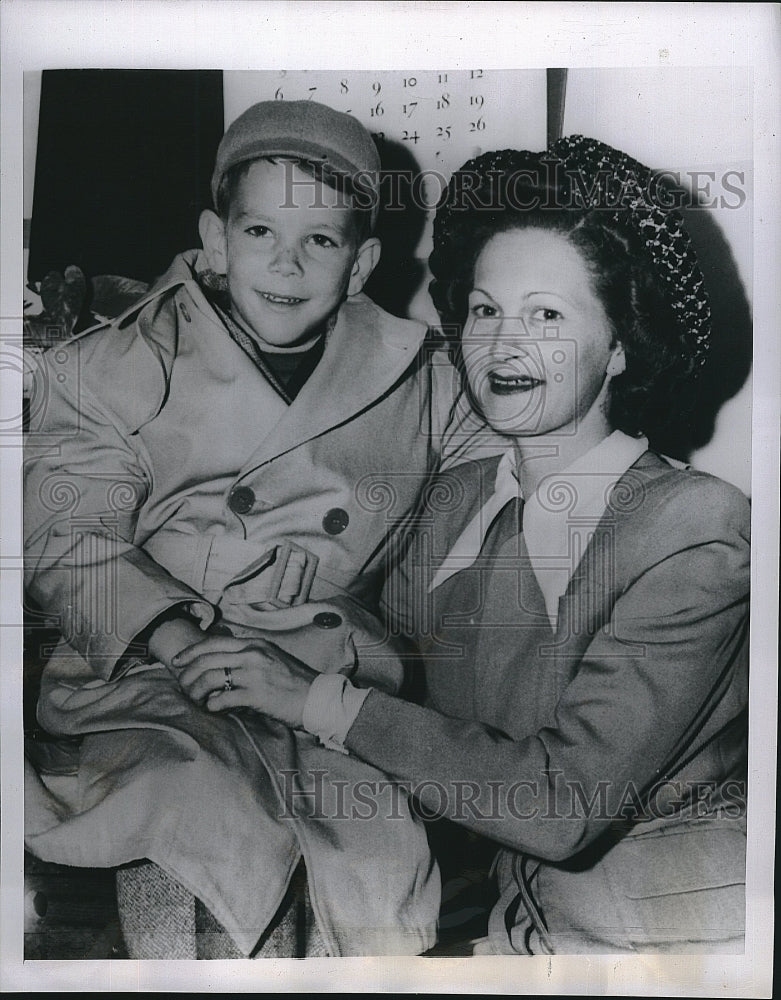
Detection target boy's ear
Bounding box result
[199,209,228,274]
[347,237,382,297]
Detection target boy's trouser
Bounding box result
[115,859,328,959]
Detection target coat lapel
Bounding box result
[111,258,428,470]
[240,293,428,470]
[552,450,673,667]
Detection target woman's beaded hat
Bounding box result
[433,135,712,372]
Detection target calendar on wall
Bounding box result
[225,70,548,262]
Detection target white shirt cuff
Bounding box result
[302,673,370,754]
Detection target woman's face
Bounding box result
[463,227,622,442]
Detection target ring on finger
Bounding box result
[223,666,233,692]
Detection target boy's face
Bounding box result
[200,159,379,349]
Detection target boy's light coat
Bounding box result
[23,249,496,955]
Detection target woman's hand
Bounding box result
[171,635,319,728]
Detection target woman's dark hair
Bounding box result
[429,145,709,446]
[215,156,374,245]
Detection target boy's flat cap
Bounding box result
[211,99,381,222]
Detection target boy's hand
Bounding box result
[145,604,215,669]
[171,636,318,728]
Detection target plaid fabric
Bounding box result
[116,860,329,959]
[116,861,197,959]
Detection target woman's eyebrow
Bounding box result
[471,286,570,302]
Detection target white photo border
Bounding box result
[1,2,777,995]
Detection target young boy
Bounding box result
[23,100,498,958]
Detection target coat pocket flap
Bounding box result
[616,820,746,899]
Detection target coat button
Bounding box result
[313,611,342,629]
[322,507,349,535]
[228,486,256,515]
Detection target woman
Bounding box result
[173,136,750,954]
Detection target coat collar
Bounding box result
[99,250,428,455]
[428,448,680,639]
[428,431,649,610]
[553,448,681,641]
[522,431,650,627]
[238,291,429,469]
[96,248,208,329]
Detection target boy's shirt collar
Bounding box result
[195,267,327,404]
[238,289,430,469]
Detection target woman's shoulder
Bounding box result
[614,451,750,545]
[604,454,751,609]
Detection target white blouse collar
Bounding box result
[430,431,649,630]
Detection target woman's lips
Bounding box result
[488,371,545,395]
